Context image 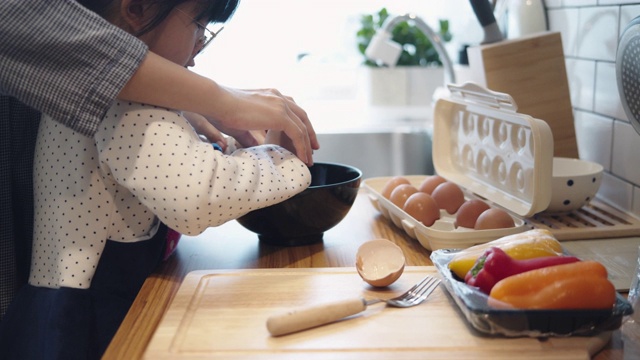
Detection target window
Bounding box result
[191,0,479,103]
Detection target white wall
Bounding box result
[548,0,640,216]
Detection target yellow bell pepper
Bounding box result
[448,229,563,279]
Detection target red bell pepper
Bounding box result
[464,247,580,294]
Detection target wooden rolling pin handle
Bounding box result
[266,297,368,336]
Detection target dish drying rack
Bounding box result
[527,199,640,241]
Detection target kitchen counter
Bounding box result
[103,189,639,359]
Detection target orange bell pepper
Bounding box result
[489,260,616,310]
[448,229,563,279]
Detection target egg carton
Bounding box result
[364,83,554,250]
[363,176,528,250]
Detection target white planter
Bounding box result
[359,66,445,107]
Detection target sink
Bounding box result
[303,100,434,178]
[313,129,433,178]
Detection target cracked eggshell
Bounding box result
[356,239,405,287]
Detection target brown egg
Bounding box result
[389,184,418,209]
[455,199,491,228]
[474,208,516,230]
[381,176,411,199]
[431,182,465,214]
[403,192,441,226]
[418,175,447,195]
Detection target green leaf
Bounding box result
[356,8,452,67]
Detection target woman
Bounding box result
[0,1,313,358]
[0,0,318,322]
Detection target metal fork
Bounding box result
[267,275,441,336]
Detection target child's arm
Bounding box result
[95,103,311,235]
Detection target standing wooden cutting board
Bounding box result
[467,32,579,159]
[143,267,610,359]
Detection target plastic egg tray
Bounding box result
[364,83,554,250]
[364,176,527,250]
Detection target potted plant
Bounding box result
[356,8,452,106]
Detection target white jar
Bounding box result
[506,0,547,38]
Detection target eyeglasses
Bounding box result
[194,22,223,54]
[175,8,224,54]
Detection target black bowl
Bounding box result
[236,162,362,246]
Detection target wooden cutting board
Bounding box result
[143,267,611,359]
[467,32,579,159]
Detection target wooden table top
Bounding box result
[103,189,634,359]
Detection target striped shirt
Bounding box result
[0,0,147,318]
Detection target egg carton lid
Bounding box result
[432,82,553,217]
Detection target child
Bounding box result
[0,1,312,359]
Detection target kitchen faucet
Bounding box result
[364,13,456,86]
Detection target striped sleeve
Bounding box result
[0,0,148,136]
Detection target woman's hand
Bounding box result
[118,54,319,164]
[207,86,319,165]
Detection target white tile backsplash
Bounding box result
[548,8,580,56]
[563,0,598,6]
[612,120,640,185]
[594,61,628,120]
[566,58,595,110]
[554,2,640,216]
[577,6,619,61]
[573,110,613,169]
[600,0,640,6]
[545,0,563,7]
[620,5,640,37]
[599,172,635,212]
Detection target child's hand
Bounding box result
[265,130,296,155]
[249,130,267,145]
[184,111,227,151]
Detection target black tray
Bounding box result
[431,249,634,337]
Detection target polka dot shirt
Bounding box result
[30,101,311,289]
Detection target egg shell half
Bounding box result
[356,239,406,287]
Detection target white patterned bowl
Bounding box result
[546,157,603,213]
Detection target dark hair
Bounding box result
[79,0,240,36]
